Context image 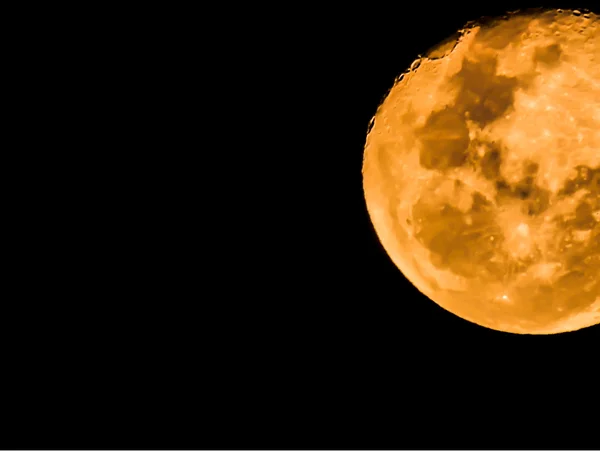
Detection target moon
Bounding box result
[362,8,600,334]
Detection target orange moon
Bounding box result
[362,8,600,334]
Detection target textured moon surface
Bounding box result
[362,9,600,334]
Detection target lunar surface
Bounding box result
[362,8,600,334]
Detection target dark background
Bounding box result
[3,2,600,450]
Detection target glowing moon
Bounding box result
[362,8,600,334]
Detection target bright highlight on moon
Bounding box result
[362,8,600,334]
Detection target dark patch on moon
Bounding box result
[589,169,600,196]
[452,55,519,127]
[480,144,503,180]
[416,107,470,170]
[412,197,503,279]
[533,43,563,67]
[514,176,535,199]
[572,201,596,230]
[416,54,522,174]
[488,170,551,216]
[453,58,518,128]
[412,202,467,259]
[471,192,493,212]
[495,179,513,200]
[559,165,600,196]
[521,185,550,216]
[524,160,539,176]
